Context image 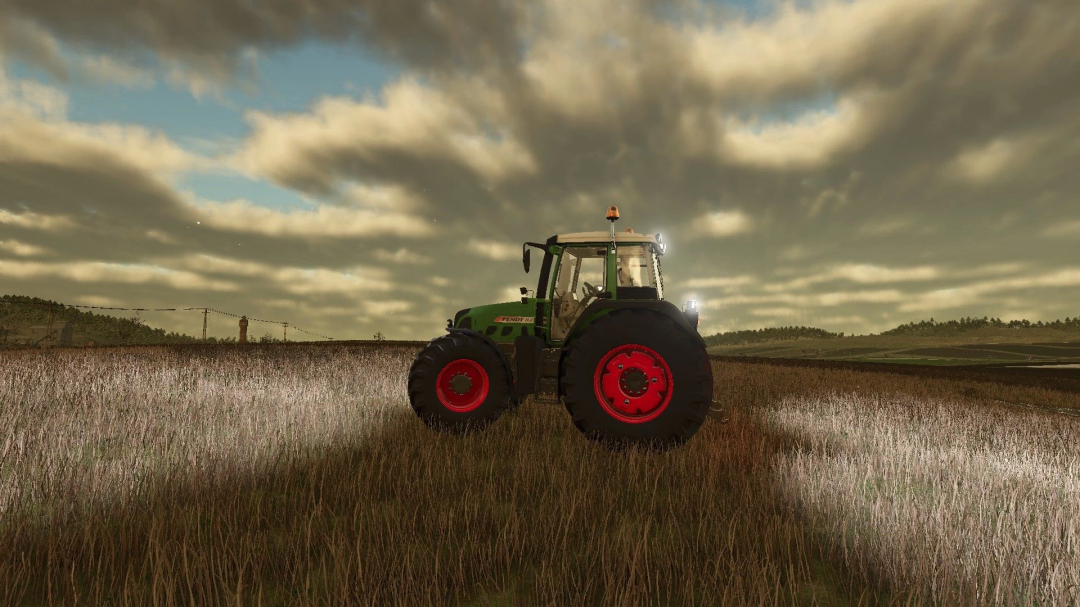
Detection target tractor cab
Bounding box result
[451,207,698,347]
[541,230,665,342]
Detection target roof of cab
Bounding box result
[555,231,659,244]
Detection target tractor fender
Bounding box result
[445,327,516,387]
[563,302,714,404]
[564,300,707,349]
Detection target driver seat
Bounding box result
[552,291,584,340]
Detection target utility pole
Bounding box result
[201,308,208,342]
[282,322,288,342]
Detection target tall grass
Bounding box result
[1,345,412,519]
[765,392,1080,605]
[0,345,1076,605]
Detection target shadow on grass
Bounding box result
[3,394,912,606]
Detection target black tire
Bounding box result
[561,309,713,449]
[408,332,514,434]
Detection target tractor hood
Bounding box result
[453,299,539,342]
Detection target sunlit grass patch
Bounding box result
[765,392,1080,605]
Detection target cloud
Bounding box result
[342,183,427,212]
[0,68,69,120]
[690,210,753,238]
[0,259,238,291]
[705,289,905,309]
[815,315,865,326]
[0,104,205,177]
[751,307,797,317]
[858,217,913,237]
[897,269,1080,312]
[956,263,1026,278]
[716,97,877,170]
[945,135,1048,184]
[465,239,520,261]
[78,55,156,88]
[0,239,47,256]
[0,209,76,231]
[373,248,432,264]
[74,294,124,307]
[683,275,756,290]
[232,78,537,197]
[685,0,984,101]
[191,198,434,238]
[1044,220,1080,238]
[0,0,528,82]
[363,299,413,316]
[171,253,394,295]
[144,229,177,245]
[777,245,814,262]
[0,15,69,80]
[763,263,941,291]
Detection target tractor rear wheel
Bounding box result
[408,332,513,434]
[561,309,712,449]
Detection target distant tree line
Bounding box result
[1,295,206,345]
[0,295,322,346]
[879,315,1080,337]
[703,326,843,347]
[703,314,1080,346]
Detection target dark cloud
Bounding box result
[0,0,527,80]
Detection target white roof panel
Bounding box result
[556,231,659,244]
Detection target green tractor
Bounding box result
[407,206,713,449]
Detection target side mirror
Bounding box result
[523,248,531,273]
[520,286,529,304]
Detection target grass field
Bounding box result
[1,343,1078,605]
[707,327,1080,367]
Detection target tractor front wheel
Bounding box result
[408,332,513,433]
[561,309,712,449]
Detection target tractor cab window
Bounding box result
[551,246,607,341]
[615,245,661,300]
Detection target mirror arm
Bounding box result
[522,241,547,274]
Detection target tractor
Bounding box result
[407,206,713,449]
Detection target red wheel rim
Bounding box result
[435,358,490,412]
[593,343,673,423]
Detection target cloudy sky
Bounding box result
[0,0,1078,341]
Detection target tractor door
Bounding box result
[550,245,608,342]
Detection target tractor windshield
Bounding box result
[616,245,663,299]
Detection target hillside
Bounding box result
[703,315,1080,365]
[706,326,1080,366]
[0,295,218,347]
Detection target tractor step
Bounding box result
[535,348,561,402]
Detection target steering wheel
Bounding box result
[581,281,602,300]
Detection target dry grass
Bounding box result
[0,345,1077,605]
[766,393,1079,605]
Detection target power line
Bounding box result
[0,298,336,341]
